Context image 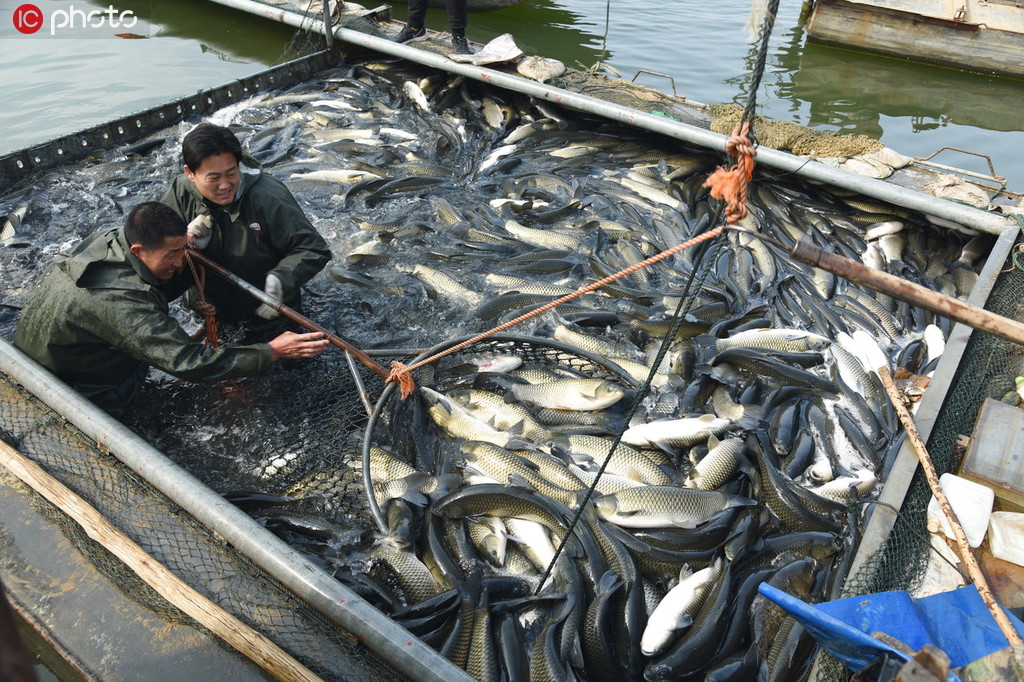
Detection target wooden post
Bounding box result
[875,366,1024,648]
[0,440,324,682]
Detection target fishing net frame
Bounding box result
[361,332,641,531]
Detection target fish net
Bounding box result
[0,370,400,681]
[0,45,1007,681]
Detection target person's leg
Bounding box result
[446,0,467,35]
[396,0,428,41]
[447,0,472,54]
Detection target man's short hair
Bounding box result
[181,122,243,172]
[125,202,186,250]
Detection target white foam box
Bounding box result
[926,473,994,548]
[988,511,1024,566]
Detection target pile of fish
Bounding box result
[0,60,992,681]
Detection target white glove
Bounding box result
[187,214,213,250]
[255,274,284,320]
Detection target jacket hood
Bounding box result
[57,227,160,291]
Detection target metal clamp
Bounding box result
[913,146,1007,192]
[631,70,677,97]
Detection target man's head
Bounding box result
[125,203,188,281]
[181,123,243,206]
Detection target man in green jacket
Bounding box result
[162,122,331,326]
[13,202,328,416]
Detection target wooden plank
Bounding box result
[808,0,1024,78]
[0,439,322,682]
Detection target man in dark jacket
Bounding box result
[13,202,328,416]
[162,122,331,326]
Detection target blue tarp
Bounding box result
[758,583,1024,680]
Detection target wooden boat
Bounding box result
[807,0,1024,79]
[388,0,523,12]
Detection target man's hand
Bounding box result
[255,274,284,320]
[268,331,329,362]
[187,215,213,250]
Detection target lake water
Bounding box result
[1,0,1023,192]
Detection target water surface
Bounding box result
[2,0,1022,190]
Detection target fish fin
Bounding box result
[726,495,757,509]
[623,466,644,483]
[546,435,570,453]
[693,334,720,361]
[669,518,699,529]
[507,472,536,491]
[506,437,536,451]
[511,454,542,472]
[673,613,694,630]
[425,474,461,501]
[734,404,766,430]
[707,433,721,450]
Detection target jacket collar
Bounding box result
[59,227,161,290]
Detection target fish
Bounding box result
[704,328,831,353]
[399,263,484,307]
[560,434,673,485]
[621,414,732,449]
[641,558,723,656]
[420,387,533,450]
[687,434,744,491]
[1,207,31,248]
[402,80,431,112]
[502,377,627,411]
[503,219,587,252]
[447,388,558,445]
[594,485,754,529]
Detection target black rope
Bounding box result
[535,210,728,594]
[739,0,782,143]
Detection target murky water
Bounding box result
[0,0,1022,190]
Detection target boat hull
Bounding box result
[807,0,1024,79]
[388,0,522,13]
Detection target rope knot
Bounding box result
[704,120,756,224]
[387,361,416,400]
[185,251,220,348]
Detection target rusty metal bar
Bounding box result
[186,249,392,381]
[790,238,1024,347]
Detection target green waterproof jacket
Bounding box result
[13,226,272,409]
[161,165,331,323]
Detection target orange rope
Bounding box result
[185,252,220,349]
[703,120,756,225]
[387,225,725,399]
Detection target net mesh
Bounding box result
[0,375,400,682]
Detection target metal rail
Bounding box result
[0,339,473,682]
[204,0,1016,236]
[0,51,334,191]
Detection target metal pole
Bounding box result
[0,339,473,682]
[203,0,1016,236]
